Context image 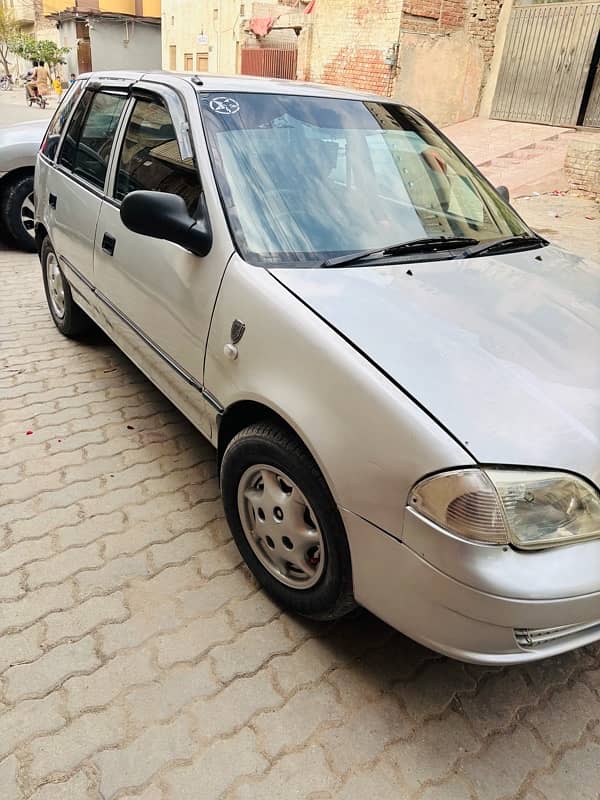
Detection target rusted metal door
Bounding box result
[240,46,298,80]
[491,2,600,127]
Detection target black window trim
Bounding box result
[40,78,89,165]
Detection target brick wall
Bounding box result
[401,0,467,33]
[565,137,600,195]
[299,0,403,95]
[468,0,505,67]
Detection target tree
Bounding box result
[11,34,69,74]
[0,4,19,76]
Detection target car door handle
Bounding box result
[49,193,57,209]
[101,233,116,257]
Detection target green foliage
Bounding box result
[12,34,69,67]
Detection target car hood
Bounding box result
[270,245,600,488]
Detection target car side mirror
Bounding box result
[120,190,212,257]
[496,185,510,204]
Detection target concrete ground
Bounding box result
[0,86,53,126]
[1,95,599,799]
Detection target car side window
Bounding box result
[40,80,85,161]
[58,90,127,191]
[114,97,201,215]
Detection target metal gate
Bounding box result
[240,46,298,80]
[491,1,600,127]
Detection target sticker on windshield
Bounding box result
[209,97,240,115]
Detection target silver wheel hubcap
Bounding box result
[20,191,35,240]
[238,465,325,589]
[46,252,65,318]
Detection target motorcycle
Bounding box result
[22,73,48,109]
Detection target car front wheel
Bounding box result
[0,173,36,252]
[220,421,356,620]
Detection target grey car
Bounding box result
[34,71,600,665]
[0,119,46,250]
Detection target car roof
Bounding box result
[78,70,387,102]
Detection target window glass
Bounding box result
[114,98,201,215]
[40,80,85,160]
[59,90,126,191]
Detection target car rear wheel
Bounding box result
[41,237,91,338]
[0,173,36,252]
[220,421,356,620]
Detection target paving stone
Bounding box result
[0,537,55,576]
[9,507,82,546]
[190,670,282,739]
[163,728,268,799]
[0,584,74,636]
[44,592,128,645]
[460,725,550,800]
[29,771,93,800]
[419,775,477,800]
[28,707,127,785]
[254,682,346,758]
[335,762,406,799]
[270,636,344,695]
[0,623,43,674]
[210,618,295,682]
[532,739,600,800]
[65,647,156,714]
[459,669,534,736]
[318,698,413,775]
[125,660,218,730]
[95,715,196,798]
[0,684,63,753]
[0,754,22,800]
[178,569,254,617]
[231,744,338,800]
[229,589,279,630]
[0,571,24,601]
[76,552,150,598]
[386,711,479,793]
[526,681,600,750]
[4,635,100,703]
[56,512,125,550]
[26,542,103,589]
[396,659,477,722]
[100,597,182,657]
[156,610,234,669]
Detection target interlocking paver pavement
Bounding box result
[1,239,599,800]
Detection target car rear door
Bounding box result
[92,81,234,435]
[48,85,128,286]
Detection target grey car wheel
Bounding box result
[20,190,36,243]
[41,236,91,338]
[238,464,325,589]
[221,421,356,620]
[46,250,66,319]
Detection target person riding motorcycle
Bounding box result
[25,60,50,106]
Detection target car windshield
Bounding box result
[200,92,532,267]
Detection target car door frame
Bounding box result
[87,78,233,441]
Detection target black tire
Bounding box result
[41,237,91,338]
[221,421,356,620]
[0,172,36,252]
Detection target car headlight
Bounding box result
[409,468,600,550]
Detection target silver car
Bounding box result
[35,71,600,665]
[0,119,46,250]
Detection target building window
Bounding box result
[184,53,193,71]
[196,53,208,72]
[169,45,176,70]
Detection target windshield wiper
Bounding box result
[321,236,479,268]
[463,233,547,258]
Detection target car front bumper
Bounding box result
[342,508,600,665]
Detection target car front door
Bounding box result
[93,83,232,435]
